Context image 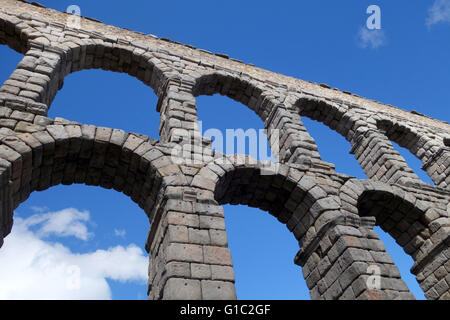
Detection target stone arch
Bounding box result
[192,71,280,123]
[0,122,182,247]
[294,95,354,140]
[191,74,333,167]
[189,159,416,300]
[190,71,286,163]
[340,179,430,259]
[65,40,169,94]
[0,36,176,113]
[0,13,37,108]
[288,94,361,169]
[376,118,441,163]
[338,178,438,298]
[294,96,422,184]
[341,178,450,300]
[193,157,341,242]
[46,39,174,109]
[190,157,341,299]
[376,117,447,186]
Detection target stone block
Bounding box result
[167,224,189,243]
[211,265,235,282]
[209,229,228,246]
[191,263,211,279]
[201,280,236,300]
[166,243,203,263]
[166,261,191,278]
[189,228,210,244]
[167,211,199,228]
[163,278,201,300]
[199,216,225,230]
[203,246,232,266]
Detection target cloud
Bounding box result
[30,206,49,213]
[426,0,450,27]
[0,209,148,300]
[24,208,93,241]
[114,229,126,238]
[357,27,386,49]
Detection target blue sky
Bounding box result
[0,0,449,300]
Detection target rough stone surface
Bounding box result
[0,0,449,301]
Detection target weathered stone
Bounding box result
[199,216,225,230]
[191,263,211,279]
[166,243,203,263]
[189,228,210,244]
[204,246,232,266]
[201,280,236,300]
[211,265,235,281]
[0,2,447,302]
[163,278,201,300]
[165,261,191,278]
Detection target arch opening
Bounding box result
[377,119,439,185]
[295,97,430,184]
[294,97,351,139]
[0,125,166,245]
[224,204,309,299]
[357,190,428,259]
[196,93,274,162]
[214,166,313,223]
[390,141,434,184]
[18,41,170,110]
[192,72,280,140]
[193,73,267,121]
[0,184,150,300]
[356,188,431,298]
[301,116,367,179]
[374,226,426,299]
[62,43,165,98]
[293,97,366,174]
[210,164,322,299]
[48,69,160,139]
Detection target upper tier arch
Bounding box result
[192,71,283,123]
[28,38,174,109]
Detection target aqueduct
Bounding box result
[0,0,449,300]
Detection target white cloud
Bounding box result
[0,209,148,300]
[426,0,450,27]
[357,27,386,49]
[114,229,126,238]
[30,206,49,213]
[24,208,93,241]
